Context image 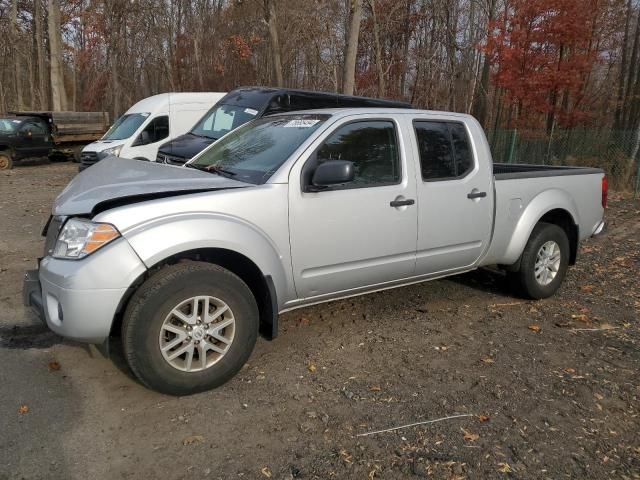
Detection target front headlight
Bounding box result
[98,144,123,159]
[52,218,120,259]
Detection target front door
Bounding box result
[411,119,493,274]
[289,117,418,299]
[17,120,49,157]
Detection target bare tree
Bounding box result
[343,0,362,95]
[264,0,284,86]
[48,0,68,110]
[10,0,24,110]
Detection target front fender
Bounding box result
[502,188,579,264]
[121,212,291,306]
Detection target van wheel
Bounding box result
[512,222,569,299]
[122,262,259,395]
[0,152,13,170]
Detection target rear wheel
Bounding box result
[511,222,569,299]
[122,262,259,395]
[0,152,13,170]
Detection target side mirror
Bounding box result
[308,160,355,191]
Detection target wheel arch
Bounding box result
[502,189,580,267]
[111,248,279,341]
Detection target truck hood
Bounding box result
[157,132,217,162]
[54,156,249,216]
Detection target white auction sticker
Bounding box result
[283,119,320,128]
[244,108,258,116]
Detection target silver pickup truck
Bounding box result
[23,108,607,395]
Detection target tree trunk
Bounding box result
[34,0,48,109]
[342,0,362,95]
[48,0,68,111]
[472,0,496,126]
[369,0,385,97]
[264,0,284,87]
[11,0,24,111]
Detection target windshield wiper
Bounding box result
[185,163,237,177]
[206,164,236,176]
[189,132,218,140]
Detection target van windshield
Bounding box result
[102,113,149,140]
[190,104,258,139]
[190,114,329,184]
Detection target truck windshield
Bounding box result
[102,113,149,140]
[0,118,21,133]
[190,104,258,139]
[190,114,329,184]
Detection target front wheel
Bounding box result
[122,262,259,395]
[511,222,570,299]
[0,152,13,170]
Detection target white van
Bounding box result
[79,92,225,170]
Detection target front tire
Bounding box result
[122,262,259,395]
[0,152,13,170]
[512,222,570,299]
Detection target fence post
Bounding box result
[507,129,517,164]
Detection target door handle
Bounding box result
[390,198,415,207]
[467,191,487,199]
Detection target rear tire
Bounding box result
[0,152,13,170]
[122,262,259,395]
[511,222,569,299]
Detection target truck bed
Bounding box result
[493,163,603,180]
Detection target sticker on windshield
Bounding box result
[141,112,150,117]
[283,119,320,128]
[244,108,258,116]
[12,120,21,123]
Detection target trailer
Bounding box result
[0,111,109,169]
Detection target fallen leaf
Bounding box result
[580,284,595,292]
[528,324,541,332]
[307,362,317,373]
[462,428,479,441]
[497,462,512,473]
[48,361,61,371]
[564,367,576,374]
[261,466,272,478]
[594,393,604,400]
[478,415,490,422]
[572,314,589,323]
[339,449,353,464]
[182,435,205,446]
[18,405,29,414]
[369,385,381,392]
[481,356,495,364]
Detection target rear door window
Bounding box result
[414,121,474,181]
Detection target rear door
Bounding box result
[288,116,418,299]
[412,119,493,274]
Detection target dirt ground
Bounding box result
[0,161,638,480]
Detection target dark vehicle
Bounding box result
[0,111,109,170]
[155,86,411,165]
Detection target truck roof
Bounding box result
[221,86,413,111]
[271,107,474,119]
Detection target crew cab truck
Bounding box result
[0,111,109,170]
[23,108,606,395]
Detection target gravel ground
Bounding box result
[0,162,638,480]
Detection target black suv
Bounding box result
[156,86,411,165]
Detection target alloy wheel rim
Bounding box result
[534,240,561,286]
[159,295,235,372]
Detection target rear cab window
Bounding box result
[413,120,474,181]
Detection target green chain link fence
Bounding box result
[487,128,640,193]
